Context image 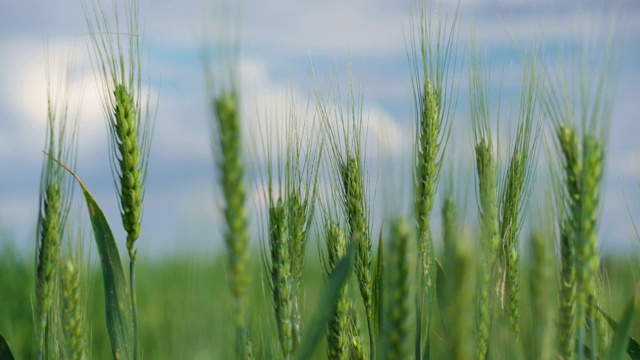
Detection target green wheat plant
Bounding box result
[407,2,460,355]
[528,225,557,360]
[442,228,476,360]
[544,34,615,357]
[318,198,366,360]
[469,45,544,357]
[440,192,458,260]
[202,3,251,357]
[285,115,322,350]
[4,1,640,360]
[83,0,154,357]
[469,45,500,360]
[380,218,411,360]
[498,57,541,337]
[322,219,350,360]
[552,125,581,358]
[254,91,322,357]
[60,216,89,360]
[35,51,78,360]
[315,76,376,356]
[265,199,294,358]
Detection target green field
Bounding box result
[3,244,640,359]
[1,0,638,359]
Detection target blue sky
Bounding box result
[0,0,639,257]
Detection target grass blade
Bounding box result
[0,332,15,360]
[597,286,640,360]
[47,154,133,360]
[296,241,355,360]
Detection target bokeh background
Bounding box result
[0,0,639,258]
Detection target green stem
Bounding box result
[367,316,375,360]
[130,260,139,360]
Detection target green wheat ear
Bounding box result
[339,155,373,322]
[266,199,294,358]
[60,217,88,360]
[202,3,250,355]
[315,75,375,355]
[407,2,460,354]
[469,45,499,360]
[82,0,153,260]
[254,90,322,356]
[113,84,143,259]
[323,220,350,360]
[543,29,615,358]
[499,57,541,337]
[318,182,365,360]
[214,89,250,358]
[35,51,78,360]
[283,95,322,351]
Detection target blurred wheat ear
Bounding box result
[543,26,616,357]
[469,44,499,360]
[499,56,541,338]
[323,220,350,360]
[60,217,89,360]
[201,2,251,355]
[381,218,411,359]
[35,50,78,360]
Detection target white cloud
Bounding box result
[229,57,412,165]
[240,0,408,54]
[0,37,110,161]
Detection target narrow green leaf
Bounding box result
[295,241,355,360]
[47,154,133,360]
[607,284,640,360]
[421,260,446,360]
[435,258,446,324]
[599,311,640,359]
[0,332,15,360]
[598,305,640,359]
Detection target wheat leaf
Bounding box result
[295,241,355,360]
[0,332,15,360]
[598,284,640,360]
[46,153,133,360]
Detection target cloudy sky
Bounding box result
[0,0,639,258]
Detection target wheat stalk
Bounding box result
[444,236,476,360]
[529,229,556,360]
[382,218,411,359]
